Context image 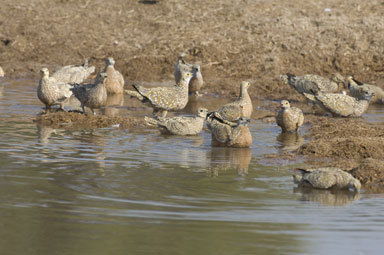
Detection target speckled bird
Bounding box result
[97,57,125,94]
[125,70,193,117]
[144,108,208,135]
[52,59,95,84]
[293,167,361,192]
[347,76,384,104]
[276,100,304,132]
[71,72,108,115]
[312,88,374,117]
[174,53,204,96]
[280,73,345,98]
[207,81,252,124]
[207,116,252,148]
[37,67,73,113]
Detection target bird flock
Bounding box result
[32,52,382,192]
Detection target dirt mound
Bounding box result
[351,158,384,192]
[299,117,384,159]
[34,111,147,130]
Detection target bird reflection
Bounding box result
[276,132,304,152]
[208,147,252,176]
[37,124,58,144]
[102,93,124,116]
[293,187,360,206]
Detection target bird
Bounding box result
[280,73,345,99]
[71,72,108,115]
[37,67,73,113]
[0,66,4,77]
[144,107,208,135]
[310,88,374,117]
[347,76,384,104]
[206,81,252,124]
[51,59,95,84]
[207,116,252,148]
[125,70,193,117]
[174,53,204,96]
[276,100,304,132]
[96,57,125,94]
[293,167,361,192]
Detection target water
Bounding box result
[0,78,383,254]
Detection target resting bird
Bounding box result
[37,67,73,113]
[207,116,252,148]
[293,167,361,192]
[276,100,304,132]
[52,59,95,84]
[310,88,374,117]
[174,53,204,96]
[144,108,208,135]
[206,81,252,125]
[71,73,108,115]
[347,76,384,104]
[0,66,4,77]
[280,73,345,100]
[125,70,193,117]
[97,57,125,94]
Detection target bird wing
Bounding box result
[315,93,355,116]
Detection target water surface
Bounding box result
[0,78,383,255]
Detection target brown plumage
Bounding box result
[71,73,108,115]
[174,53,204,96]
[276,100,304,132]
[144,108,208,135]
[125,70,193,117]
[52,59,95,84]
[97,57,125,94]
[207,116,252,148]
[37,68,73,113]
[207,81,252,124]
[293,167,361,192]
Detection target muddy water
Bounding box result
[0,79,384,255]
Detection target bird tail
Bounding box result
[144,116,159,127]
[124,87,144,101]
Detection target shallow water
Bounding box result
[0,78,384,254]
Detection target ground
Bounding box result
[2,0,384,189]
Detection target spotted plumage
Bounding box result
[37,68,73,113]
[312,89,374,117]
[276,100,304,132]
[125,70,192,117]
[71,73,108,115]
[293,167,361,192]
[280,73,345,99]
[144,108,208,135]
[207,81,252,124]
[348,76,384,104]
[52,59,95,84]
[96,57,125,94]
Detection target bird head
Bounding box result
[347,179,361,192]
[280,99,290,109]
[40,68,49,78]
[197,108,208,118]
[106,57,115,66]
